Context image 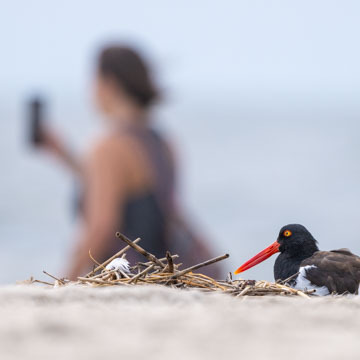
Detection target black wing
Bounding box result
[300,250,360,294]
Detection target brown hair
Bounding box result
[98,45,159,108]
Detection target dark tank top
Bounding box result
[76,125,220,277]
[101,126,175,263]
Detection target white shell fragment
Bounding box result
[105,258,131,274]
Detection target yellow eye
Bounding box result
[283,230,292,237]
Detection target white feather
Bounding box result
[293,265,330,296]
[105,258,130,274]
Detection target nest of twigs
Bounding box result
[26,232,315,298]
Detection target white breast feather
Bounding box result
[293,265,330,296]
[105,258,130,273]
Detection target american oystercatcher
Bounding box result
[234,224,360,295]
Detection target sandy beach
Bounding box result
[0,285,358,360]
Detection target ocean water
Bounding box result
[1,93,360,284]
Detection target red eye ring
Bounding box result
[283,230,292,237]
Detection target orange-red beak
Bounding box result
[234,241,280,275]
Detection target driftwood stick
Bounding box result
[43,271,65,285]
[88,249,101,266]
[237,286,252,296]
[295,290,310,299]
[137,255,179,267]
[191,273,228,291]
[170,254,229,279]
[77,277,122,286]
[85,238,141,278]
[304,289,316,294]
[277,272,299,285]
[226,272,233,284]
[119,270,130,279]
[102,273,115,281]
[114,272,121,280]
[89,270,116,280]
[116,232,166,268]
[165,251,174,273]
[128,264,155,284]
[34,279,53,286]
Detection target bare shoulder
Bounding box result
[87,134,137,165]
[84,133,152,193]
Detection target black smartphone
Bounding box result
[28,97,44,146]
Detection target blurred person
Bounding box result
[37,45,221,279]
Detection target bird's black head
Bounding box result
[277,224,319,258]
[234,223,319,275]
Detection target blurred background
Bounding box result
[1,0,360,283]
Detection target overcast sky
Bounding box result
[1,0,360,101]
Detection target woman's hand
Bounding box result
[40,127,82,175]
[41,128,66,156]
